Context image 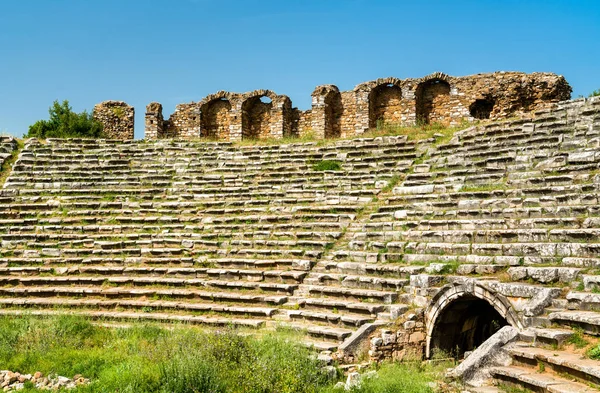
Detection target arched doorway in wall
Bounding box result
[201,98,231,140]
[242,96,272,140]
[429,295,508,359]
[324,91,343,138]
[368,83,403,129]
[415,79,451,124]
[469,98,495,120]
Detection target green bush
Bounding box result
[26,100,104,139]
[313,160,342,171]
[587,344,600,360]
[590,89,600,97]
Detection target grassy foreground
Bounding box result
[0,315,452,393]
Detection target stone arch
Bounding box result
[469,98,495,120]
[425,281,521,359]
[323,90,343,138]
[241,90,279,140]
[368,81,403,128]
[415,74,452,124]
[200,98,231,140]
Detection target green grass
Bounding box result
[0,138,24,186]
[319,361,450,393]
[0,315,452,393]
[367,119,470,144]
[312,160,342,171]
[567,328,589,349]
[380,174,401,193]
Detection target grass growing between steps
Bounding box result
[368,120,471,144]
[0,138,24,186]
[0,314,453,393]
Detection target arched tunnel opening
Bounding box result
[430,295,509,359]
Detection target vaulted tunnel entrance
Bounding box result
[429,295,508,359]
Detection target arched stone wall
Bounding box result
[425,281,522,358]
[143,71,571,140]
[200,97,232,140]
[242,95,273,140]
[415,75,453,124]
[368,83,404,128]
[239,90,292,140]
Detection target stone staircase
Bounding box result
[0,136,17,169]
[468,328,600,392]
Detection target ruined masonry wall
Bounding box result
[111,71,571,141]
[93,101,134,140]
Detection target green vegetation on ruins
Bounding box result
[0,315,451,393]
[590,89,600,97]
[313,160,342,171]
[368,119,470,144]
[25,100,105,139]
[230,120,469,147]
[0,138,23,185]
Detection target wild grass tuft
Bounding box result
[312,160,342,171]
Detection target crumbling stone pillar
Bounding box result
[165,103,200,139]
[229,100,243,142]
[93,101,135,140]
[145,102,164,140]
[354,89,370,135]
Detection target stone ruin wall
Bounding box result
[92,101,134,140]
[96,71,571,141]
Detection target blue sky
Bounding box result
[0,0,598,139]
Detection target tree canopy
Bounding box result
[26,100,104,138]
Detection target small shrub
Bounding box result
[587,344,600,360]
[590,89,600,97]
[313,160,342,171]
[567,329,589,348]
[26,100,105,139]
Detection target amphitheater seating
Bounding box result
[2,97,600,390]
[0,135,416,349]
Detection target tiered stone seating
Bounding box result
[295,97,600,362]
[2,97,600,386]
[0,135,415,349]
[0,136,17,169]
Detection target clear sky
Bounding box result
[0,0,598,139]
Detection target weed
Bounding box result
[312,160,342,171]
[567,328,589,348]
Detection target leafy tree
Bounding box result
[26,100,104,138]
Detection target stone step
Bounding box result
[518,328,574,346]
[490,365,599,393]
[548,311,600,335]
[0,286,287,305]
[301,284,398,304]
[304,272,408,291]
[508,342,600,386]
[0,276,298,294]
[287,310,372,328]
[0,297,277,317]
[0,308,267,329]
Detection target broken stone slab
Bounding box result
[449,325,519,386]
